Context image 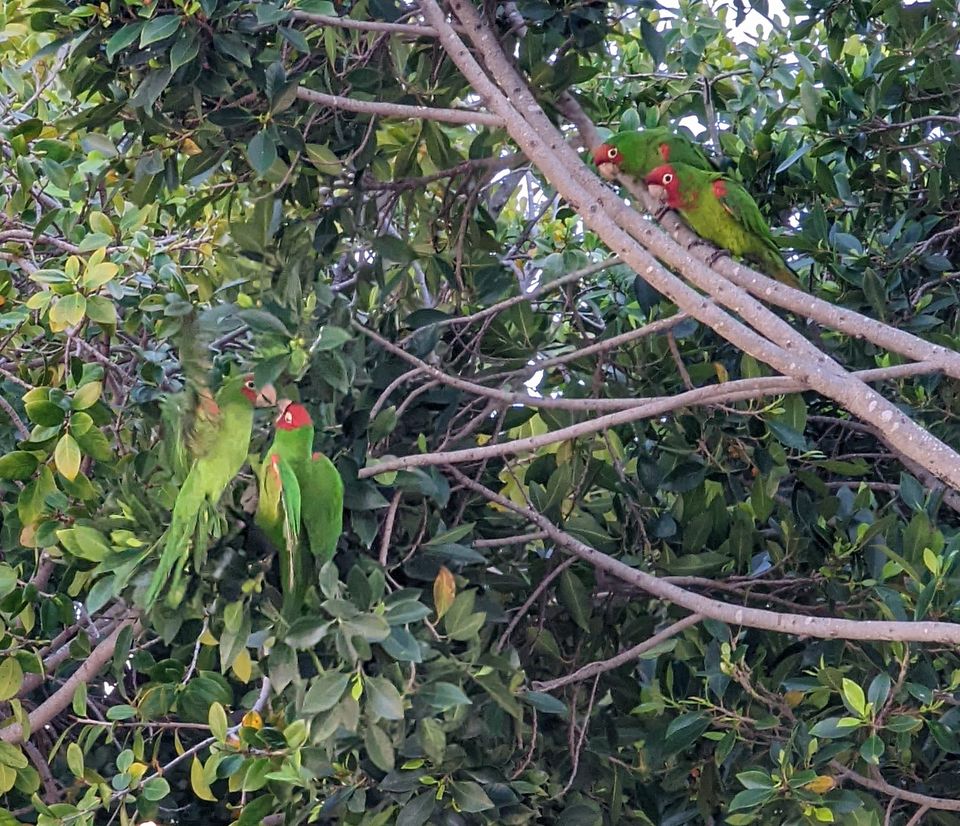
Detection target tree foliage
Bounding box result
[1,0,960,823]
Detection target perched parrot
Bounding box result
[644,162,802,289]
[593,127,714,181]
[265,401,344,563]
[142,373,276,610]
[254,452,304,618]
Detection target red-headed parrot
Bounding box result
[265,401,343,563]
[593,127,714,181]
[644,162,801,289]
[254,452,303,617]
[142,373,276,609]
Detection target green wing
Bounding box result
[299,452,344,563]
[713,180,778,249]
[142,376,255,610]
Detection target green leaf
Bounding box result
[84,295,118,327]
[451,780,494,812]
[140,15,181,47]
[0,658,23,702]
[364,723,395,772]
[0,452,39,481]
[66,743,84,778]
[728,787,776,812]
[365,676,404,720]
[302,671,350,714]
[521,691,566,715]
[558,569,591,632]
[247,130,277,176]
[417,682,472,711]
[141,776,170,801]
[170,26,200,73]
[105,22,144,61]
[841,677,867,718]
[57,526,111,562]
[396,792,435,826]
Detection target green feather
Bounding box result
[605,128,714,178]
[654,162,801,289]
[268,420,344,564]
[142,374,256,610]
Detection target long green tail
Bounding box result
[142,473,202,609]
[756,246,802,290]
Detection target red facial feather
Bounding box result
[592,144,622,167]
[645,164,685,209]
[276,402,313,431]
[712,180,728,198]
[658,143,670,161]
[240,374,258,404]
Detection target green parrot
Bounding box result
[593,127,714,181]
[142,372,276,610]
[265,401,344,564]
[254,452,304,617]
[644,162,802,289]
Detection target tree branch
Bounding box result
[358,362,942,477]
[531,613,704,691]
[295,87,503,127]
[418,0,960,494]
[1,618,140,743]
[447,467,960,645]
[832,761,960,812]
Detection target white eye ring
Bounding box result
[663,173,673,184]
[284,412,293,423]
[608,147,618,159]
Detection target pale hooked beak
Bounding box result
[276,398,294,415]
[255,383,278,408]
[596,162,618,180]
[646,183,666,201]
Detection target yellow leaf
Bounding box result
[128,761,147,780]
[190,756,217,801]
[433,566,456,620]
[48,293,87,332]
[54,433,82,481]
[241,710,263,730]
[88,212,115,236]
[713,362,729,383]
[231,647,252,683]
[784,690,804,708]
[72,381,103,411]
[199,627,218,646]
[180,137,202,156]
[804,775,836,794]
[82,261,119,290]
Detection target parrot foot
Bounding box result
[653,204,671,222]
[706,248,732,267]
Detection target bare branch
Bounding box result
[1,619,141,743]
[447,466,960,645]
[296,87,503,127]
[359,362,942,478]
[532,613,704,691]
[833,761,960,812]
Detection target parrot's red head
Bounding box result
[276,402,312,431]
[240,374,278,408]
[593,143,622,179]
[644,164,682,208]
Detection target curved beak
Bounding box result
[596,162,618,180]
[646,183,666,201]
[255,383,277,408]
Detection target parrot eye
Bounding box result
[662,173,674,184]
[244,379,255,389]
[608,147,618,159]
[284,412,293,424]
